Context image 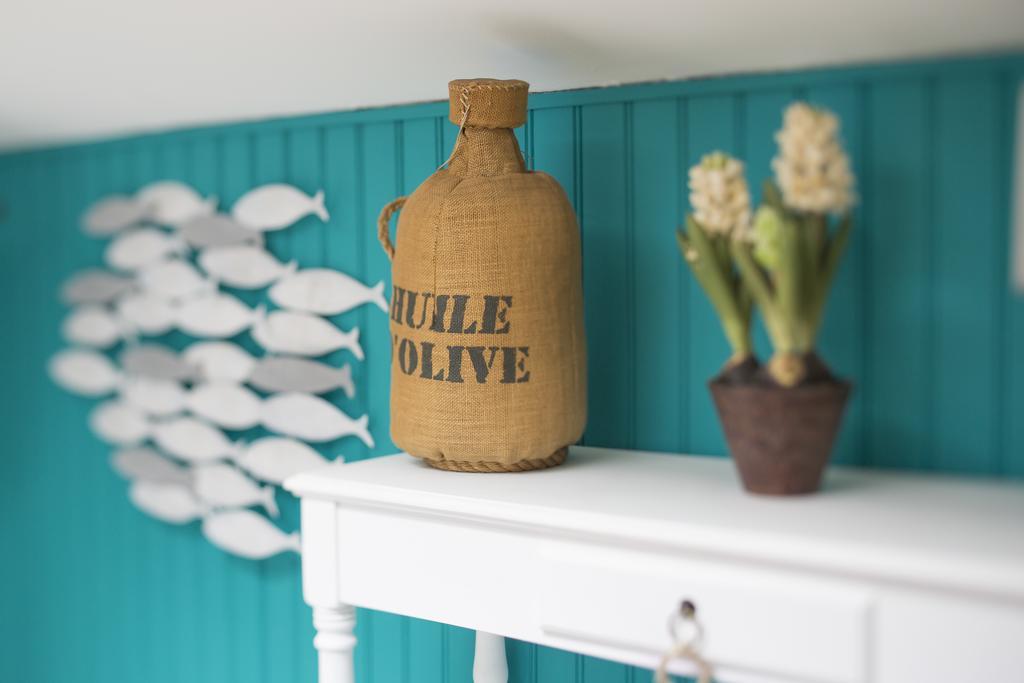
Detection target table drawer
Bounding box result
[540,545,872,683]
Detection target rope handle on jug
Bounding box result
[654,600,713,683]
[377,196,407,261]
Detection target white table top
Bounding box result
[286,446,1024,600]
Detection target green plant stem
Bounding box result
[731,238,796,353]
[678,220,753,359]
[807,212,853,342]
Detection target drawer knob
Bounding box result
[656,599,712,683]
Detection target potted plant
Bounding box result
[677,102,855,495]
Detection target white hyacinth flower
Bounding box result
[772,102,856,214]
[688,152,751,238]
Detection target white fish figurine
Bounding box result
[182,341,255,383]
[115,292,178,337]
[48,348,121,397]
[201,509,301,559]
[231,184,329,231]
[61,269,134,305]
[232,437,332,485]
[198,245,296,289]
[139,259,214,301]
[89,400,150,446]
[130,481,208,524]
[120,344,196,381]
[248,356,355,398]
[62,306,126,348]
[192,463,279,517]
[136,180,216,226]
[111,446,192,485]
[261,392,372,446]
[175,294,262,339]
[151,416,236,462]
[177,214,264,249]
[186,382,262,430]
[82,195,147,236]
[119,376,187,417]
[251,310,362,359]
[269,269,387,315]
[105,226,186,271]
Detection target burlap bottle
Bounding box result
[377,78,586,472]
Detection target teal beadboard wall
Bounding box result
[1,53,1023,683]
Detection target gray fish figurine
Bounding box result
[119,344,196,381]
[249,356,355,398]
[82,195,148,236]
[60,269,134,305]
[130,481,208,524]
[111,446,192,485]
[177,214,264,249]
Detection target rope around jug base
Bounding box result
[424,447,567,473]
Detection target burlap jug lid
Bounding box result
[448,79,529,129]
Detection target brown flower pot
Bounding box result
[709,378,851,495]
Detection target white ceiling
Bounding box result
[1,0,1022,151]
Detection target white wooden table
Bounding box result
[284,446,1024,683]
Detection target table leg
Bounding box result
[313,604,357,683]
[473,631,509,683]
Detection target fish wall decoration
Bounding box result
[231,437,331,485]
[105,227,187,271]
[202,509,301,559]
[151,416,236,462]
[119,376,187,417]
[177,214,264,249]
[269,268,387,315]
[185,382,262,430]
[139,259,213,301]
[62,306,126,348]
[251,310,363,359]
[192,463,279,517]
[116,292,178,337]
[175,294,261,339]
[248,356,355,397]
[61,269,134,306]
[182,341,255,383]
[198,245,296,289]
[261,392,373,446]
[54,180,384,561]
[136,180,216,226]
[48,348,121,397]
[82,196,148,236]
[130,481,208,524]
[89,400,150,446]
[119,344,196,382]
[111,446,192,485]
[231,184,328,231]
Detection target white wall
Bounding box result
[1,0,1022,150]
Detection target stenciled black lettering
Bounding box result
[430,295,449,333]
[516,346,530,383]
[446,346,465,383]
[480,295,512,334]
[448,295,477,334]
[390,286,406,324]
[466,346,500,383]
[397,338,418,375]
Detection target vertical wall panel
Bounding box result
[581,102,632,449]
[932,74,1001,473]
[1,55,1021,683]
[631,99,683,453]
[866,80,932,469]
[684,94,738,455]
